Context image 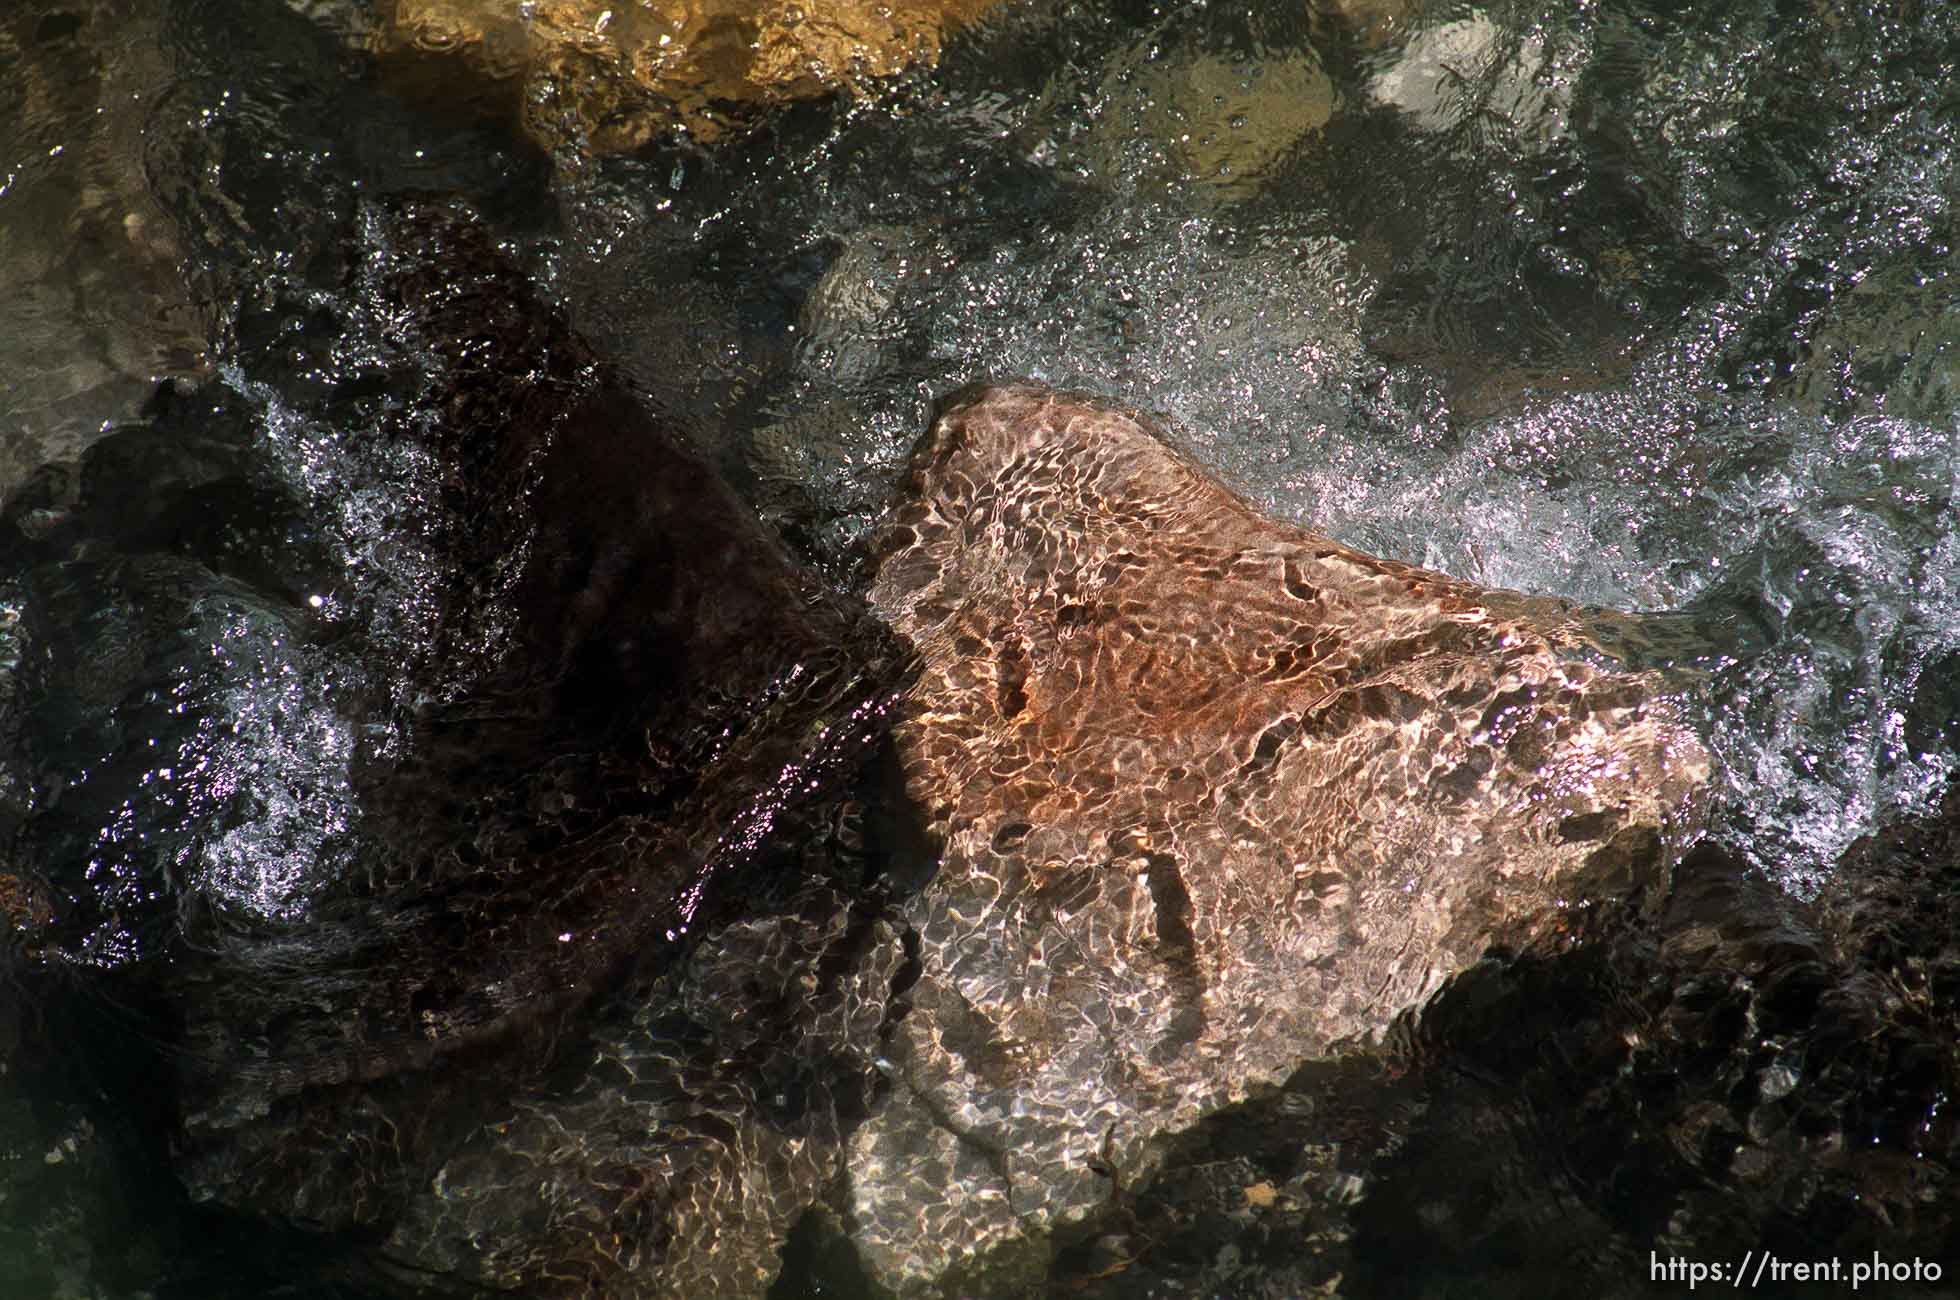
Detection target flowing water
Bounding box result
[1,0,1957,1294]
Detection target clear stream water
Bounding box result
[0,0,1956,1294]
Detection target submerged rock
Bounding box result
[1091,43,1337,200]
[853,382,1710,1290]
[1314,782,1960,1300]
[1,199,906,1295]
[1027,770,1960,1299]
[14,224,1949,1298]
[1367,13,1569,152]
[374,0,1004,153]
[170,202,913,1293]
[0,1,208,497]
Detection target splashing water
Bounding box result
[544,0,1960,895]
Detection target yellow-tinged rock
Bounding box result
[1143,50,1335,195]
[1242,1180,1281,1209]
[1075,37,1337,203]
[376,0,1005,153]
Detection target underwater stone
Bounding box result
[854,381,1710,1290]
[136,199,906,1295]
[374,0,1005,153]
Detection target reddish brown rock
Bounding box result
[853,382,1711,1288]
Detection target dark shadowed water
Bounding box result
[1,0,1956,1295]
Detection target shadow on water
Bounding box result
[1,0,1959,1295]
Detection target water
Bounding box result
[622,0,1959,887]
[1,0,1956,1294]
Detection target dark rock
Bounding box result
[4,198,910,1295]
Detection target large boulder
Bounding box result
[851,381,1710,1291]
[1,198,905,1295]
[374,0,1005,153]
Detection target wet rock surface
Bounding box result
[374,0,1005,153]
[0,0,209,497]
[850,778,1959,1300]
[1,0,1958,1297]
[853,381,1709,1291]
[1330,789,1960,1300]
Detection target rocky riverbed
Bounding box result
[1,1,1957,1297]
